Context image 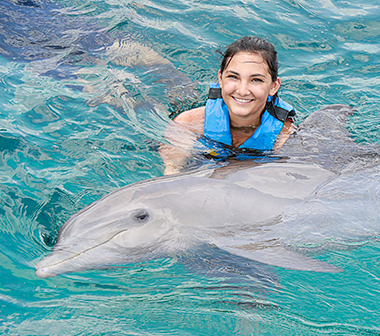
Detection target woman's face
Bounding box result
[218,52,281,124]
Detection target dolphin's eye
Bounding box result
[132,209,150,223]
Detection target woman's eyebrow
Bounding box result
[225,70,240,75]
[225,70,266,78]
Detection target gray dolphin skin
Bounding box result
[36,104,380,278]
[0,0,198,115]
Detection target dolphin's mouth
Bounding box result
[36,265,62,278]
[35,227,173,278]
[35,229,131,278]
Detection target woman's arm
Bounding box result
[272,119,297,151]
[173,106,205,132]
[159,107,205,175]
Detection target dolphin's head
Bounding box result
[36,181,181,278]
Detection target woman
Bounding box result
[160,36,296,175]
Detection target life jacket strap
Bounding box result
[208,87,222,99]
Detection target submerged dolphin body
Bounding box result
[0,0,197,113]
[36,105,379,278]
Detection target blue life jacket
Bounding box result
[202,83,296,153]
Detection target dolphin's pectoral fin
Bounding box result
[218,243,342,273]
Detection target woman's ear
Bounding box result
[218,69,223,88]
[270,77,281,96]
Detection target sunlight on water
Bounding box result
[0,0,380,334]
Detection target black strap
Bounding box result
[208,87,222,99]
[265,101,296,122]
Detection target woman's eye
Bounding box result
[227,74,238,79]
[252,78,264,83]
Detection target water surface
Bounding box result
[1,0,380,334]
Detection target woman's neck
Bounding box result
[229,111,263,147]
[230,123,259,134]
[229,111,262,128]
[230,122,260,147]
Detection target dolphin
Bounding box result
[0,0,198,114]
[36,104,379,278]
[279,104,380,171]
[36,161,338,278]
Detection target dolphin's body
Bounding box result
[36,105,380,278]
[0,0,197,112]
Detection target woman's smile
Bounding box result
[233,96,254,104]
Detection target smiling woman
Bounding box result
[160,36,297,175]
[218,52,281,144]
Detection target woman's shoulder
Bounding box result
[174,106,205,134]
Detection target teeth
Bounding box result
[234,97,252,103]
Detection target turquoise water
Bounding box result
[1,0,380,334]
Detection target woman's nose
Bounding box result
[236,81,250,96]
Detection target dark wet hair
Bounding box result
[220,36,279,82]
